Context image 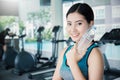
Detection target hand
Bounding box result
[66,44,78,66]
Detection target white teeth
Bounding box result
[73,35,77,36]
[71,33,80,37]
[72,34,79,37]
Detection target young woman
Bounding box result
[52,3,104,80]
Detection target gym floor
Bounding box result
[0,60,47,80]
[0,60,120,80]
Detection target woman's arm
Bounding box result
[68,60,86,80]
[66,44,86,80]
[88,48,104,80]
[52,47,67,80]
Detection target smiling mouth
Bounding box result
[71,34,79,38]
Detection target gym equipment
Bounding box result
[2,33,18,69]
[100,28,120,45]
[103,54,120,80]
[28,26,72,79]
[13,26,49,75]
[99,28,120,79]
[29,67,55,79]
[13,34,35,75]
[35,25,62,68]
[28,26,60,79]
[35,27,49,64]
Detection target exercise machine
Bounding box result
[99,28,120,80]
[100,28,120,45]
[13,26,49,75]
[13,34,35,75]
[40,26,60,68]
[2,33,18,69]
[35,27,49,64]
[28,26,72,79]
[28,26,61,79]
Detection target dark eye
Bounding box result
[78,23,82,25]
[67,23,71,26]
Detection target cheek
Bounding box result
[66,27,70,34]
[79,26,88,34]
[77,27,87,38]
[80,30,85,35]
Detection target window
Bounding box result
[112,6,120,18]
[93,6,105,19]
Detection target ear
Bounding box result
[89,21,94,27]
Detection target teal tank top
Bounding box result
[60,42,99,80]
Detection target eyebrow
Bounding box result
[67,20,83,23]
[75,20,83,23]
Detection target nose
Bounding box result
[71,25,77,32]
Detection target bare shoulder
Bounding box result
[88,47,104,65]
[88,47,104,79]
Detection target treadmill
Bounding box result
[100,28,120,80]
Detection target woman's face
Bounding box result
[66,12,92,42]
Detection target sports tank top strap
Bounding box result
[63,45,73,57]
[60,45,74,80]
[85,42,99,60]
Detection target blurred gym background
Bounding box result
[0,0,120,80]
